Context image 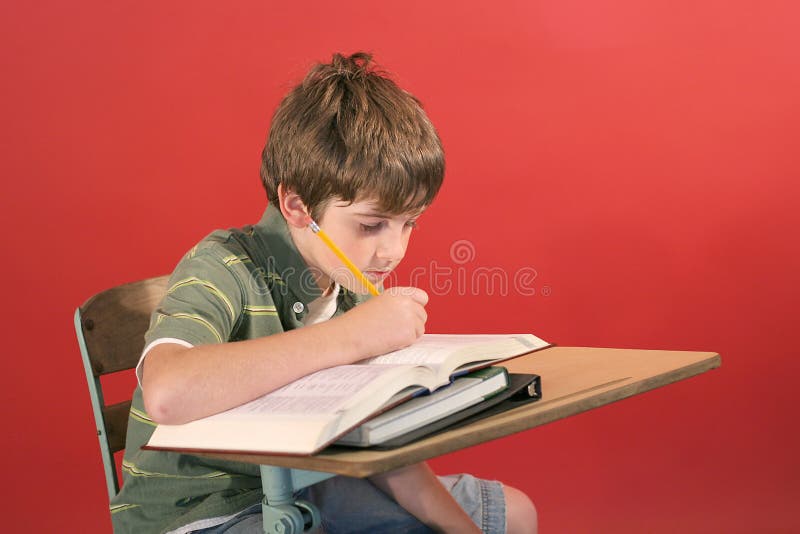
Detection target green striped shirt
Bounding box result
[111,204,369,533]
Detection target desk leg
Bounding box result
[260,465,336,534]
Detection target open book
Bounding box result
[145,333,550,455]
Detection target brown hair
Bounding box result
[260,52,444,220]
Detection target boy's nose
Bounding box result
[376,232,407,261]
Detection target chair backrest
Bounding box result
[74,275,169,500]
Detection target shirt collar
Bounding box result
[252,203,324,306]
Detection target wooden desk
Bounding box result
[202,346,720,477]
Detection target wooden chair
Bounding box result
[74,275,169,499]
[74,276,330,533]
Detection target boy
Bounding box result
[112,52,537,533]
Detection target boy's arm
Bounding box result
[142,286,428,424]
[369,462,480,533]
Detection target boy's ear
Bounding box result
[277,183,312,229]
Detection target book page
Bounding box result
[362,334,543,369]
[217,364,409,418]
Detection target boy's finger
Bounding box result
[408,288,429,306]
[387,286,429,306]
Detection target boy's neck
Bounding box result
[282,214,329,293]
[320,280,336,298]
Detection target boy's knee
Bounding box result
[503,484,538,534]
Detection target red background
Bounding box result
[2,1,798,532]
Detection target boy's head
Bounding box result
[260,52,444,222]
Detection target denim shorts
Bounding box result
[193,473,505,534]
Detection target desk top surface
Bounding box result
[199,346,720,477]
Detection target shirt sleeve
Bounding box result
[144,247,245,349]
[135,337,194,385]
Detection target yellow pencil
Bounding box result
[309,220,381,296]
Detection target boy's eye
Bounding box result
[360,222,384,233]
[358,218,418,233]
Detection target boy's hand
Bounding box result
[340,286,428,359]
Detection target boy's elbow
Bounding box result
[143,383,183,425]
[140,345,190,425]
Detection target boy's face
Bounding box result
[299,197,423,294]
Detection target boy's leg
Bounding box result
[503,484,538,534]
[302,473,505,534]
